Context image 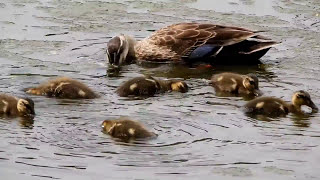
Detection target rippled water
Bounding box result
[0,0,320,179]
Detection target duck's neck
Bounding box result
[289,104,303,114]
[157,79,172,91]
[125,35,137,62]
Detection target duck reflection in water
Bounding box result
[19,116,35,129]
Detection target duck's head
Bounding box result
[169,80,189,93]
[292,90,318,112]
[101,120,114,133]
[243,74,261,96]
[246,74,259,89]
[17,98,35,116]
[106,35,135,67]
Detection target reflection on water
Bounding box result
[19,117,35,129]
[290,113,315,128]
[106,66,122,77]
[138,62,275,80]
[0,116,34,129]
[0,0,320,180]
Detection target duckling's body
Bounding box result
[101,118,157,139]
[157,79,188,93]
[244,91,318,116]
[211,72,260,96]
[116,76,188,97]
[116,76,160,97]
[25,77,99,99]
[244,97,289,116]
[0,94,35,117]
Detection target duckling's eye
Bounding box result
[24,104,31,111]
[249,81,255,85]
[26,104,32,110]
[297,94,305,99]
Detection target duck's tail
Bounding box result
[211,40,279,65]
[238,41,280,54]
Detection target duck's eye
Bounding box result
[297,94,305,99]
[21,101,34,115]
[249,80,255,85]
[24,103,30,109]
[26,105,34,114]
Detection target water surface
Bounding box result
[0,0,320,179]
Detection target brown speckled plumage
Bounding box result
[107,22,278,66]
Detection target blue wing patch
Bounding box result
[188,44,222,60]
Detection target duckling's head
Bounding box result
[247,74,259,89]
[243,76,257,91]
[17,98,35,116]
[101,120,115,134]
[244,74,262,96]
[292,90,318,112]
[170,80,188,93]
[106,35,135,67]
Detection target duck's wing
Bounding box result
[148,23,277,59]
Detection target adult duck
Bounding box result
[106,22,278,67]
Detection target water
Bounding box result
[0,0,320,179]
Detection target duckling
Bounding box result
[0,94,35,117]
[101,117,157,139]
[24,77,99,99]
[116,76,161,97]
[244,90,318,116]
[116,76,188,97]
[211,72,260,96]
[157,79,188,93]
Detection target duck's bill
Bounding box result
[22,114,35,120]
[253,89,263,96]
[106,50,120,66]
[109,64,119,69]
[309,100,318,113]
[107,66,121,77]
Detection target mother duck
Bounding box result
[106,22,278,67]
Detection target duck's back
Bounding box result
[116,77,160,97]
[52,78,97,99]
[211,73,243,93]
[112,120,156,139]
[244,97,289,116]
[0,94,19,115]
[135,22,278,64]
[26,77,98,99]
